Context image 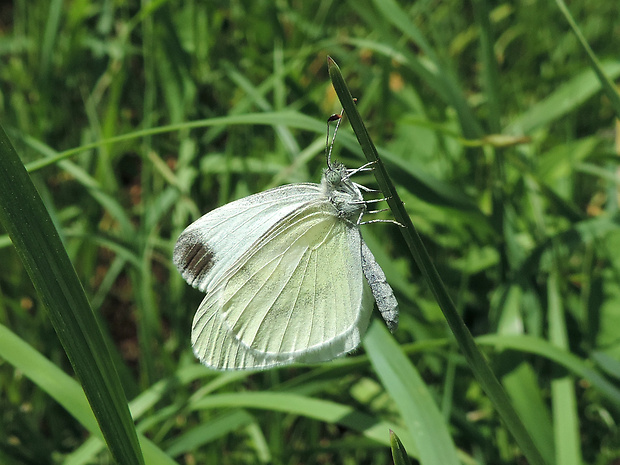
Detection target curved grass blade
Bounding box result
[506,61,620,135]
[0,127,144,465]
[0,324,177,464]
[553,0,620,118]
[192,391,417,456]
[475,334,620,409]
[65,366,242,464]
[367,0,483,139]
[394,334,620,408]
[18,112,477,211]
[164,410,256,458]
[548,268,582,465]
[328,56,547,465]
[390,430,413,465]
[365,322,460,465]
[502,362,555,464]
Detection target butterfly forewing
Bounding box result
[174,183,320,293]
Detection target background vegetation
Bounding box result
[1,0,619,464]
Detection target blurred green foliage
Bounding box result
[0,0,619,464]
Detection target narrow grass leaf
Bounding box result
[39,0,63,77]
[165,410,255,457]
[368,0,482,138]
[553,0,620,118]
[192,391,417,456]
[506,61,620,135]
[0,324,178,465]
[390,430,413,465]
[64,439,110,465]
[503,363,555,465]
[592,352,620,381]
[476,335,620,409]
[365,322,460,465]
[0,127,144,465]
[548,269,582,465]
[471,0,501,132]
[18,113,476,212]
[67,366,232,464]
[0,324,96,432]
[328,56,547,465]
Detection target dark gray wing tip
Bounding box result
[173,235,216,288]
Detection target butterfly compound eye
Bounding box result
[325,167,343,187]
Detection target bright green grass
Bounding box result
[1,0,620,464]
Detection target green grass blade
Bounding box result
[328,57,547,465]
[553,0,620,118]
[592,352,620,381]
[471,0,501,133]
[0,324,97,432]
[65,366,230,464]
[165,410,255,457]
[506,61,620,135]
[370,0,435,60]
[0,127,144,465]
[0,324,178,465]
[192,391,416,456]
[390,430,413,465]
[548,269,582,465]
[502,363,555,464]
[368,0,483,138]
[365,322,460,465]
[475,334,620,408]
[18,113,475,212]
[398,332,620,409]
[39,0,63,78]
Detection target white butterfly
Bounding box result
[173,159,398,370]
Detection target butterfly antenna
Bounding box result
[325,98,358,170]
[326,110,343,170]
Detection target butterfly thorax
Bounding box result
[321,162,365,224]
